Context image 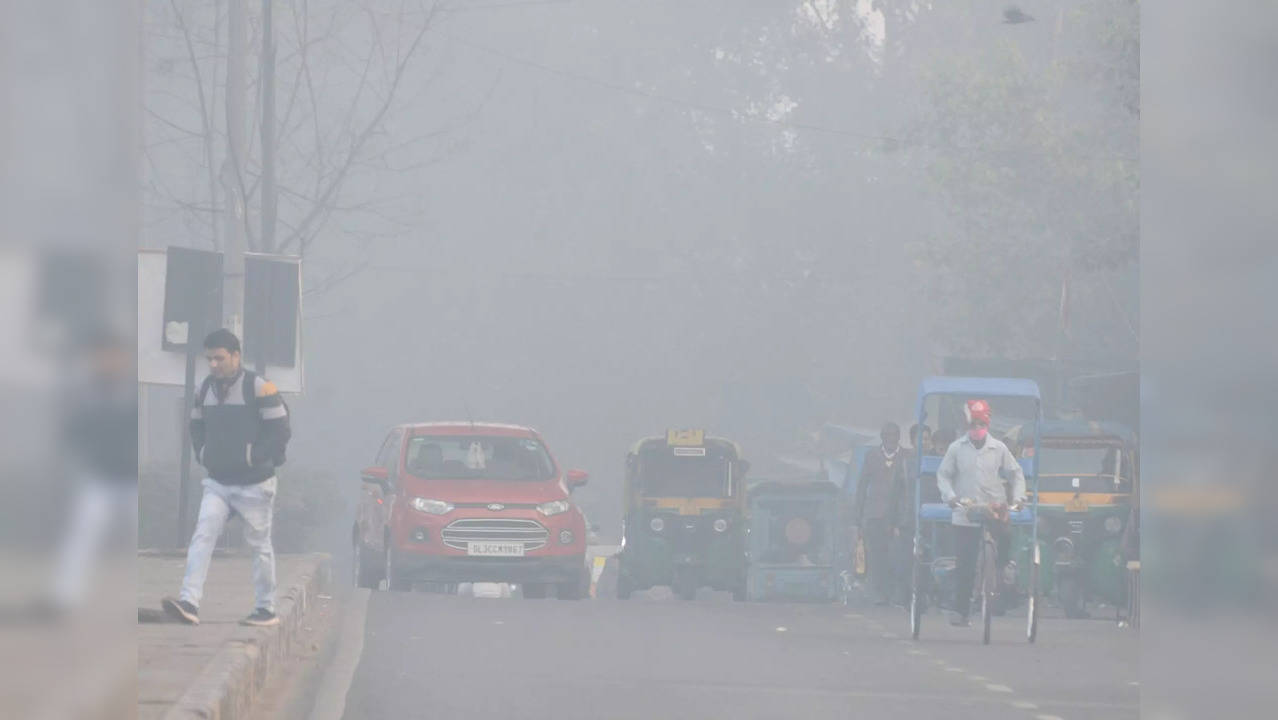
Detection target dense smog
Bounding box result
[1,1,1276,719]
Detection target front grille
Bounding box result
[441,518,549,551]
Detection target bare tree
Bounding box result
[143,0,460,292]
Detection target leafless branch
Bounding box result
[302,253,372,296]
[170,0,222,249]
[278,0,438,255]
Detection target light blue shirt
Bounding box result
[936,433,1027,527]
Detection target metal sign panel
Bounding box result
[666,429,705,447]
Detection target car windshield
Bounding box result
[404,435,556,481]
[638,449,733,498]
[1038,441,1131,492]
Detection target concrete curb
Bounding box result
[162,553,332,720]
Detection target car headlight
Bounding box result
[1104,516,1123,535]
[650,516,665,532]
[713,518,729,533]
[537,499,571,517]
[411,497,453,515]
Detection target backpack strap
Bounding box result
[241,369,259,408]
[195,374,215,408]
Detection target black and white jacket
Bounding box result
[189,370,290,486]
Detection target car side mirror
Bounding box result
[361,466,389,487]
[566,469,589,488]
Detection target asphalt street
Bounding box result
[331,570,1138,720]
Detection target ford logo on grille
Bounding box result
[487,503,506,511]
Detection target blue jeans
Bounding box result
[180,477,277,612]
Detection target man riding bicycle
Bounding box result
[935,399,1027,627]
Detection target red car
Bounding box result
[353,422,590,599]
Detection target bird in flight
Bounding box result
[1003,6,1036,24]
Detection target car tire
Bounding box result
[354,540,384,590]
[384,543,411,592]
[522,582,548,599]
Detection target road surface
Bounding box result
[326,577,1138,719]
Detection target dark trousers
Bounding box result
[891,530,913,604]
[952,524,1010,618]
[863,518,895,603]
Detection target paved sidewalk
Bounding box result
[138,552,331,720]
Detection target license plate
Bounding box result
[1065,496,1089,513]
[467,542,525,557]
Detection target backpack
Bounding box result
[197,370,290,466]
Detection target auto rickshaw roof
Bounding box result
[628,435,743,457]
[915,376,1042,411]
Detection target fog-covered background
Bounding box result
[139,0,1137,541]
[8,0,1278,718]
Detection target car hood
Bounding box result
[401,476,567,504]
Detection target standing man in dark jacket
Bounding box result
[854,422,906,605]
[163,329,291,627]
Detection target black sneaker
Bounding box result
[239,608,279,627]
[162,597,200,625]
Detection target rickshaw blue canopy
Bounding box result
[915,376,1042,415]
[916,376,1042,477]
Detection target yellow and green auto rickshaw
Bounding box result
[616,430,749,601]
[1017,420,1137,618]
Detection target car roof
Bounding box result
[400,421,541,438]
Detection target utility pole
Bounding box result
[222,0,248,334]
[260,0,278,254]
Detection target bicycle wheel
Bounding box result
[910,542,924,640]
[981,534,996,645]
[1027,542,1041,643]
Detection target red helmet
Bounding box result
[965,399,992,426]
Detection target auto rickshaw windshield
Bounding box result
[638,449,733,498]
[1037,442,1131,492]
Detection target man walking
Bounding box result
[163,329,290,627]
[854,422,907,606]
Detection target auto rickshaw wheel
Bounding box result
[557,568,588,600]
[616,572,634,600]
[674,569,698,601]
[1059,574,1088,619]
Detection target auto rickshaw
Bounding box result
[909,376,1044,643]
[744,476,843,603]
[1016,420,1137,618]
[616,430,749,600]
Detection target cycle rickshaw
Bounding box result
[909,377,1043,644]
